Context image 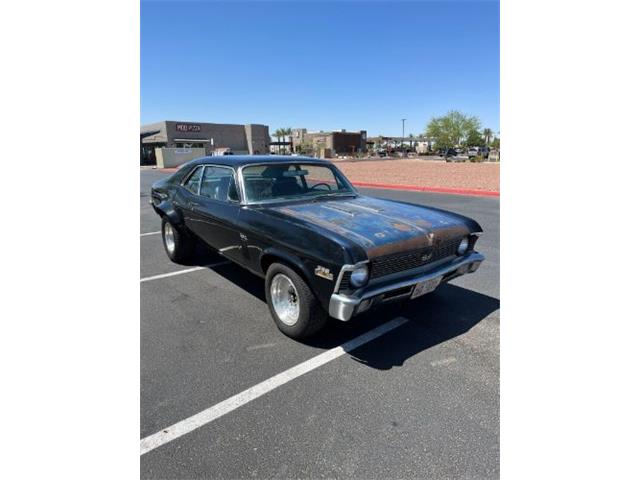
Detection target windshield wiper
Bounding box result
[311,192,357,202]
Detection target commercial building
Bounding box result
[290,129,367,157]
[140,120,270,165]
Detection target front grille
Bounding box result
[339,271,352,291]
[370,237,463,279]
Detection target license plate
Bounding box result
[411,276,442,299]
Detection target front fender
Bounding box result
[260,247,335,311]
[260,247,313,282]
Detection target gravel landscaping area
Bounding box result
[333,159,500,193]
[155,157,500,194]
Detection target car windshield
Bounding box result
[242,163,355,203]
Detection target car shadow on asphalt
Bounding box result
[302,283,499,370]
[193,248,499,371]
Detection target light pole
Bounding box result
[401,118,406,157]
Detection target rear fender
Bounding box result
[154,200,183,226]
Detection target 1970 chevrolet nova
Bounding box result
[151,156,484,339]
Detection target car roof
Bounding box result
[183,155,333,169]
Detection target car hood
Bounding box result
[264,195,481,258]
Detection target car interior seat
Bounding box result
[271,176,303,196]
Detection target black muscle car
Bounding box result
[150,156,484,339]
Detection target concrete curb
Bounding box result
[154,168,499,198]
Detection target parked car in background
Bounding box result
[150,156,485,339]
[467,146,490,161]
[440,148,457,158]
[441,148,467,162]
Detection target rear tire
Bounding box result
[161,217,195,263]
[265,263,328,339]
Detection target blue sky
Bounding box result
[141,1,499,137]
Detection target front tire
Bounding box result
[161,217,194,263]
[265,263,328,339]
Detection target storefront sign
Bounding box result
[176,123,201,133]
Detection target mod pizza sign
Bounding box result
[175,123,201,133]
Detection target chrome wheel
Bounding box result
[270,273,300,326]
[163,222,175,254]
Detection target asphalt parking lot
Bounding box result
[140,169,500,479]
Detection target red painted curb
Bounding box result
[350,181,499,197]
[154,168,499,197]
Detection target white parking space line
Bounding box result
[140,262,230,283]
[140,231,161,237]
[140,316,410,455]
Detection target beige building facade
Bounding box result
[141,120,270,164]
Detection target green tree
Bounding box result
[465,129,485,147]
[490,137,500,149]
[296,140,313,155]
[425,111,481,149]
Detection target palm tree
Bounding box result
[483,128,493,145]
[274,128,285,154]
[283,127,292,154]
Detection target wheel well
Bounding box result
[261,254,307,281]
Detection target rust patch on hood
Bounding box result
[268,196,471,258]
[391,222,413,232]
[366,224,469,258]
[413,219,433,228]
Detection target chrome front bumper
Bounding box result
[328,252,485,321]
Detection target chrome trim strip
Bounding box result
[332,260,370,294]
[329,252,484,321]
[236,164,248,205]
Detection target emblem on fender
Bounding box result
[315,266,334,280]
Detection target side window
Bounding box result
[200,166,238,202]
[228,177,239,202]
[183,166,203,194]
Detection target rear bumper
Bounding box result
[328,252,484,321]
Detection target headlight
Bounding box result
[350,265,369,287]
[457,237,470,255]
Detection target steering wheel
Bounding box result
[309,182,332,191]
